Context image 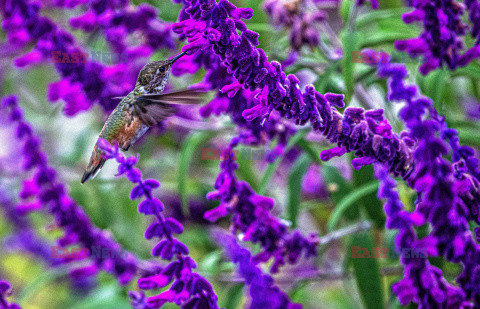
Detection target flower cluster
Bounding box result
[174,0,415,178]
[375,165,467,307]
[172,47,296,163]
[97,139,219,309]
[395,0,480,75]
[214,231,301,309]
[263,0,326,50]
[0,280,20,309]
[1,95,138,286]
[370,50,480,305]
[204,136,318,273]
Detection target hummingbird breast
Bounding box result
[99,94,149,150]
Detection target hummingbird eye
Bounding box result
[158,66,166,73]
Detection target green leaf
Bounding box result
[360,32,417,48]
[258,129,309,195]
[69,282,130,309]
[353,164,385,229]
[340,0,354,23]
[327,181,379,232]
[418,68,448,114]
[356,8,408,29]
[286,154,312,228]
[351,232,385,309]
[224,284,244,309]
[200,250,223,276]
[296,139,323,165]
[341,31,362,103]
[178,131,215,216]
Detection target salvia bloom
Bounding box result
[97,139,219,309]
[214,231,301,309]
[204,136,318,273]
[395,0,480,75]
[1,95,138,286]
[368,50,480,306]
[263,0,326,50]
[172,48,296,163]
[375,165,467,307]
[174,0,415,178]
[0,280,21,309]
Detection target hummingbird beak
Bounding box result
[169,52,186,65]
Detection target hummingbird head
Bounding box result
[136,52,186,94]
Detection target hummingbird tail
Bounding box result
[81,157,107,184]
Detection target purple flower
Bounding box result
[214,231,301,309]
[0,280,21,309]
[1,95,138,286]
[264,0,327,50]
[396,0,480,75]
[371,50,480,306]
[375,165,467,307]
[203,137,318,273]
[97,139,219,309]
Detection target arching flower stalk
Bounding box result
[97,139,219,309]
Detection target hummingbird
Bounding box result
[81,52,204,183]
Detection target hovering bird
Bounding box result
[81,52,204,183]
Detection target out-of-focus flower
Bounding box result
[0,280,21,309]
[395,0,480,75]
[1,95,137,286]
[214,231,301,309]
[264,0,327,50]
[98,139,219,309]
[204,136,318,273]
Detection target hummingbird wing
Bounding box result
[133,89,207,126]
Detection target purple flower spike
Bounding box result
[214,231,301,309]
[264,0,329,51]
[98,139,219,309]
[368,50,480,306]
[175,1,415,179]
[396,0,480,74]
